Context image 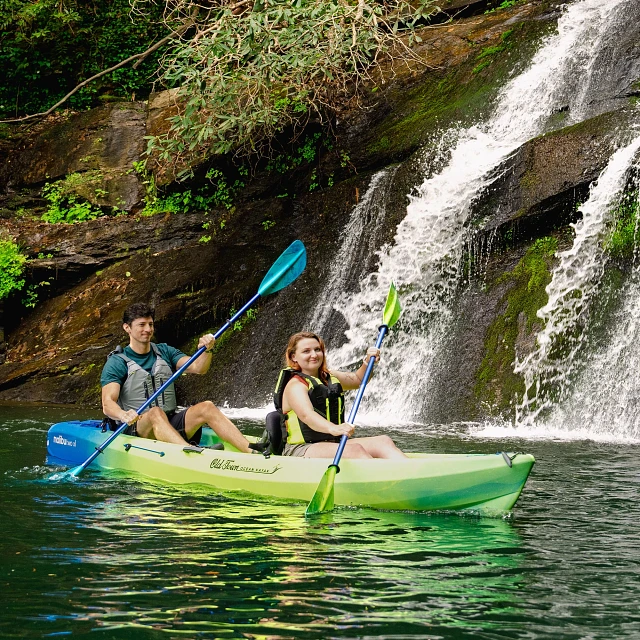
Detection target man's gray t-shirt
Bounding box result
[100,343,186,387]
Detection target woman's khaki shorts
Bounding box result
[282,442,315,457]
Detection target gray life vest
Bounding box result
[115,343,178,414]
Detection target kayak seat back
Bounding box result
[264,411,286,456]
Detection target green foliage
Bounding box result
[308,169,319,192]
[0,239,27,299]
[265,133,324,173]
[139,166,245,215]
[604,190,639,259]
[139,0,439,167]
[0,0,167,119]
[232,308,257,332]
[261,220,276,231]
[485,0,521,14]
[212,307,258,352]
[41,180,104,223]
[22,279,50,308]
[475,236,558,413]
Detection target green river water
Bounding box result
[2,403,640,639]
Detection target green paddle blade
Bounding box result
[383,281,402,327]
[305,466,336,516]
[258,240,307,296]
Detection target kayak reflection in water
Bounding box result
[275,332,407,459]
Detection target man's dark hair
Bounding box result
[123,303,155,325]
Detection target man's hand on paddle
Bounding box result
[179,333,216,374]
[198,333,216,352]
[121,409,140,425]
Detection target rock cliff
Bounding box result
[2,0,639,422]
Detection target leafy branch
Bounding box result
[0,20,192,124]
[135,0,439,174]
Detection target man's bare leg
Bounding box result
[184,401,252,453]
[135,407,187,445]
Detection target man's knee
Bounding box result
[147,407,167,422]
[196,400,220,416]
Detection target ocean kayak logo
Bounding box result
[53,435,77,447]
[209,458,282,474]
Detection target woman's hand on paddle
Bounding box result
[363,347,380,364]
[328,422,355,438]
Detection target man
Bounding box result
[101,302,255,453]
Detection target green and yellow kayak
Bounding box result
[47,420,534,515]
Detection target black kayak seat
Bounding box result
[264,411,286,456]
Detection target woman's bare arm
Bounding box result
[283,379,354,437]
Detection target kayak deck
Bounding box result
[47,420,535,515]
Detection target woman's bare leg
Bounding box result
[352,435,407,459]
[304,441,372,459]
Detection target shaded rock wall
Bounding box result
[0,103,148,211]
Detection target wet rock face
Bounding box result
[0,103,147,211]
[0,177,368,405]
[472,109,640,245]
[567,0,640,120]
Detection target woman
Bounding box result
[277,332,407,459]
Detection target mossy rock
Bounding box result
[474,236,558,415]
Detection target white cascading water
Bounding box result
[515,136,640,428]
[308,167,398,331]
[312,0,631,425]
[546,263,640,440]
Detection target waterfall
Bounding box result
[515,137,640,427]
[546,266,640,439]
[308,167,398,332]
[312,0,632,425]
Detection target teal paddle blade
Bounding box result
[305,466,336,516]
[383,281,402,328]
[258,240,307,296]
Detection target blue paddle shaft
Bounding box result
[330,324,388,467]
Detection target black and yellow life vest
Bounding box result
[273,368,345,445]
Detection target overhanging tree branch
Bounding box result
[0,22,193,124]
[142,0,440,172]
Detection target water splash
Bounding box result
[316,0,632,423]
[515,136,640,426]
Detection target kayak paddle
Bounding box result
[66,240,307,479]
[305,282,402,516]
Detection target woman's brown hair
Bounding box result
[284,332,330,382]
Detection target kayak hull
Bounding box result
[47,420,535,515]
